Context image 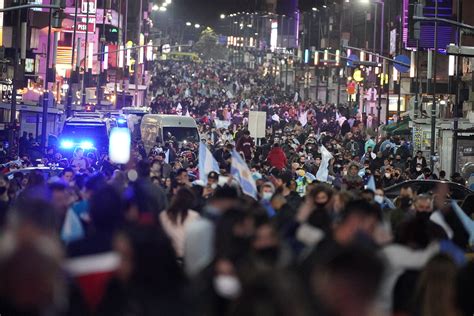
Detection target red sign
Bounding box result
[62,14,96,33]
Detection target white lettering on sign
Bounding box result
[81,0,96,14]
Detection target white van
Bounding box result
[140,114,200,152]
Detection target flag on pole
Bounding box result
[315,145,333,183]
[231,149,258,199]
[199,142,220,184]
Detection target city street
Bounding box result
[0,0,473,316]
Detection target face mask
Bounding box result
[416,167,422,172]
[342,170,348,176]
[374,195,384,204]
[262,192,273,201]
[214,275,241,299]
[385,173,391,179]
[315,202,327,209]
[415,212,432,221]
[400,197,412,209]
[0,186,6,195]
[255,247,280,264]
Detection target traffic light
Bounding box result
[52,0,66,29]
[408,0,424,41]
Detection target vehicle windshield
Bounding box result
[163,127,199,143]
[61,124,108,143]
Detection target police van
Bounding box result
[59,115,110,155]
[140,114,199,153]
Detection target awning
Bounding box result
[383,118,411,134]
[392,120,411,135]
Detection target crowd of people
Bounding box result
[0,59,473,316]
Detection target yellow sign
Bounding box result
[353,69,364,82]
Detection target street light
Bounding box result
[220,14,226,19]
[186,21,191,26]
[165,0,172,3]
[159,6,166,11]
[312,7,318,11]
[152,4,159,11]
[194,23,200,29]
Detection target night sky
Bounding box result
[171,0,329,27]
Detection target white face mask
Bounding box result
[416,167,422,172]
[385,173,391,179]
[374,195,384,204]
[214,275,241,299]
[262,192,273,201]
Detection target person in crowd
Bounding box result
[70,147,89,172]
[61,167,75,186]
[342,163,364,191]
[0,58,472,316]
[0,175,10,228]
[236,130,254,161]
[414,254,461,316]
[411,151,427,172]
[159,187,200,259]
[266,143,288,170]
[97,225,190,316]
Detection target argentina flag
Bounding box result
[231,149,258,199]
[199,142,220,184]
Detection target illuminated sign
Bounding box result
[270,21,278,52]
[81,0,96,14]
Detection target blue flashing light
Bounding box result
[117,118,127,124]
[80,141,94,150]
[60,140,74,149]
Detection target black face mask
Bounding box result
[315,202,328,209]
[0,186,7,195]
[255,246,280,265]
[400,197,412,209]
[415,212,432,221]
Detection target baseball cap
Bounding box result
[208,171,219,180]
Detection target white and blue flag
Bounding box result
[199,142,220,184]
[231,149,258,199]
[315,145,333,183]
[61,208,84,244]
[366,175,376,192]
[451,200,474,246]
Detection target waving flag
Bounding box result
[366,175,376,192]
[61,208,85,244]
[299,111,308,127]
[231,149,257,199]
[451,200,474,246]
[316,145,333,183]
[199,142,220,184]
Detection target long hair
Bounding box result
[415,254,461,316]
[166,187,195,225]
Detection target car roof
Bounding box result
[385,179,471,191]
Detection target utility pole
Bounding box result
[134,0,143,107]
[41,6,53,150]
[66,0,79,118]
[122,0,128,108]
[430,0,438,170]
[97,0,108,109]
[9,0,22,156]
[81,0,91,107]
[452,0,462,176]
